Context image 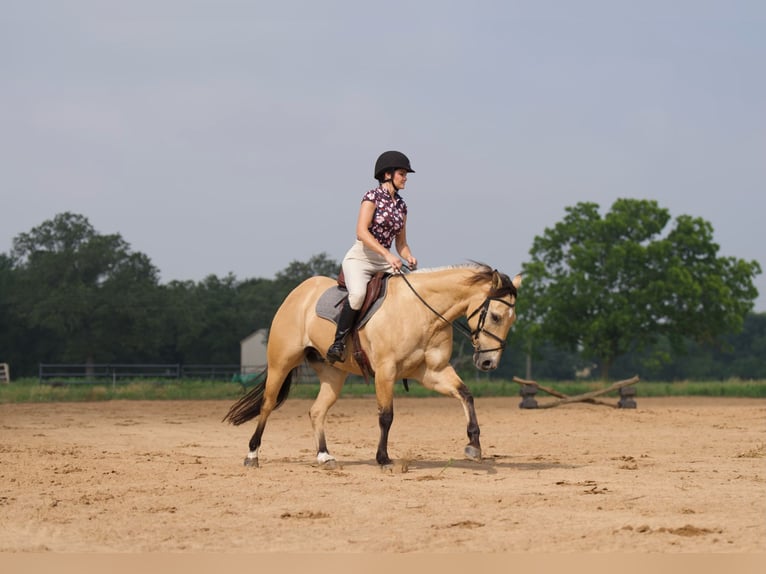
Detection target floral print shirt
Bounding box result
[362,187,408,249]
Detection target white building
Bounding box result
[240,329,267,373]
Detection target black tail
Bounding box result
[222,368,294,426]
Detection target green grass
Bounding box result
[1,376,765,404]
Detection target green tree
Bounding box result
[152,279,199,364]
[275,252,340,283]
[0,254,25,374]
[723,312,766,378]
[10,212,162,369]
[522,199,761,380]
[237,276,287,334]
[174,274,246,364]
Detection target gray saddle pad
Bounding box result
[315,283,388,328]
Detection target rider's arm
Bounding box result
[356,201,402,268]
[395,217,417,269]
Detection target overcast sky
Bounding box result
[2,1,764,310]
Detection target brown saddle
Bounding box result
[336,269,387,320]
[336,269,387,383]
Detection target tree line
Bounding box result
[1,204,763,381]
[0,212,340,377]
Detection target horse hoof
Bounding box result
[464,445,482,461]
[321,459,338,470]
[243,456,259,468]
[317,452,337,469]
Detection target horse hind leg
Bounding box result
[307,359,348,469]
[242,366,296,467]
[245,419,266,467]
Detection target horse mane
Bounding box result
[409,261,488,274]
[411,261,518,298]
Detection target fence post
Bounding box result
[0,363,9,384]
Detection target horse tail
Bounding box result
[222,368,294,426]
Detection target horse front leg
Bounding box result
[425,367,482,461]
[374,376,396,467]
[456,383,482,461]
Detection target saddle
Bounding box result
[315,270,389,383]
[336,269,386,320]
[315,270,410,391]
[338,269,386,382]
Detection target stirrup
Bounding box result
[326,342,346,364]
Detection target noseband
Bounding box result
[398,271,516,356]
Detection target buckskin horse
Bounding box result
[224,262,522,468]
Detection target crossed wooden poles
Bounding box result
[512,375,640,409]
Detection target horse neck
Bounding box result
[402,268,486,321]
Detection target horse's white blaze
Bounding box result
[508,308,514,319]
[317,452,336,464]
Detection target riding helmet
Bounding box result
[374,151,415,181]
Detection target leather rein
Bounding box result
[396,269,515,355]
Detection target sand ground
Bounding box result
[1,395,764,553]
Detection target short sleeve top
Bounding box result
[362,187,408,249]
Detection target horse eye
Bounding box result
[491,313,502,324]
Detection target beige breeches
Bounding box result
[341,240,392,310]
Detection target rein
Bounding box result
[396,269,515,355]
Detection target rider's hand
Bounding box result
[386,254,403,272]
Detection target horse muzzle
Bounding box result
[473,352,499,372]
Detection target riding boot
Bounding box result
[326,300,359,364]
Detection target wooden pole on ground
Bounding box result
[512,375,640,408]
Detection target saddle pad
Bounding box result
[315,283,388,328]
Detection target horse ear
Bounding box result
[491,270,504,290]
[512,273,523,289]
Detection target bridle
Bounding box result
[465,295,516,354]
[397,269,516,355]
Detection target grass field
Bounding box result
[1,376,765,404]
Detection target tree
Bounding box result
[0,254,25,373]
[170,274,245,364]
[275,252,340,283]
[521,199,761,380]
[10,212,162,368]
[237,276,288,334]
[712,312,766,379]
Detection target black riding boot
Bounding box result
[326,300,359,364]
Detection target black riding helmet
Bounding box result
[374,151,415,183]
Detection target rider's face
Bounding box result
[392,169,408,189]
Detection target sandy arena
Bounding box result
[0,395,764,553]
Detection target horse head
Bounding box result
[465,269,522,371]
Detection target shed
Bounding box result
[240,329,268,373]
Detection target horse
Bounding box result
[223,262,522,468]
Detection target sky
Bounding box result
[2,1,764,310]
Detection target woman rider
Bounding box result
[326,150,418,363]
